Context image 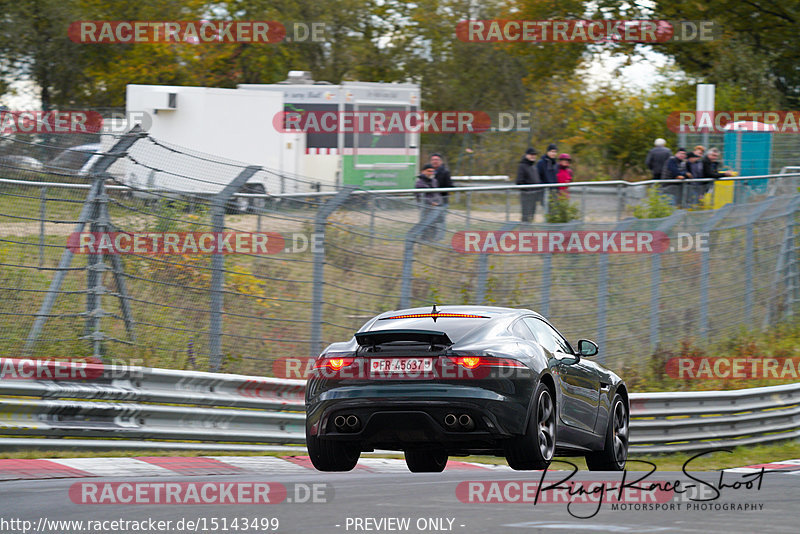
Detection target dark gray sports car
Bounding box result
[305,305,629,472]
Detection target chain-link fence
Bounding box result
[1,130,798,376]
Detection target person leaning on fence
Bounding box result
[702,148,735,196]
[659,147,691,206]
[415,164,442,240]
[516,148,542,223]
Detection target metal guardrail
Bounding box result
[628,383,800,454]
[0,360,306,451]
[1,360,798,454]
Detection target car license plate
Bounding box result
[370,358,433,374]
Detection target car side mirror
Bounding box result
[577,339,598,357]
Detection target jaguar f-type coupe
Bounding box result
[305,305,629,472]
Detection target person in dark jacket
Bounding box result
[536,143,559,210]
[701,147,734,184]
[659,147,690,206]
[415,164,442,240]
[429,153,452,239]
[686,152,704,206]
[646,138,672,180]
[516,148,541,222]
[536,143,559,184]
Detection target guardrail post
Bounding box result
[24,126,144,356]
[209,165,261,372]
[597,219,634,363]
[700,204,734,339]
[650,211,685,350]
[476,222,518,304]
[310,187,356,358]
[400,205,443,309]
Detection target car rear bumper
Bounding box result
[306,383,530,451]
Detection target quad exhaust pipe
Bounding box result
[444,413,475,431]
[333,414,361,432]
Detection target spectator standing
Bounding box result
[693,145,706,157]
[659,147,691,206]
[556,153,573,196]
[516,148,541,223]
[537,143,559,208]
[686,152,705,206]
[645,138,672,180]
[415,164,442,241]
[429,153,452,239]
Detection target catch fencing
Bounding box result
[0,130,799,377]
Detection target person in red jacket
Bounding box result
[556,153,573,196]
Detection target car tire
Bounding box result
[505,382,556,470]
[306,432,360,472]
[404,449,448,473]
[585,393,628,471]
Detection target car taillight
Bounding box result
[448,355,525,369]
[313,356,356,370]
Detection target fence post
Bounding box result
[24,126,144,356]
[208,165,261,372]
[84,174,109,359]
[38,186,46,268]
[596,219,634,364]
[505,189,511,221]
[369,194,376,245]
[770,197,800,323]
[466,191,471,229]
[700,204,734,339]
[744,198,777,325]
[309,187,355,358]
[649,211,685,350]
[580,186,586,222]
[540,254,551,317]
[400,205,444,309]
[476,222,518,304]
[540,221,580,317]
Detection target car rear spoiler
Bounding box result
[354,329,453,347]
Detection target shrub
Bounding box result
[633,186,675,219]
[545,191,581,223]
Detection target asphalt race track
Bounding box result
[1,459,798,534]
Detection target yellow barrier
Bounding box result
[708,179,735,209]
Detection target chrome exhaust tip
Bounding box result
[459,413,475,431]
[333,415,347,430]
[444,413,458,428]
[345,414,361,431]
